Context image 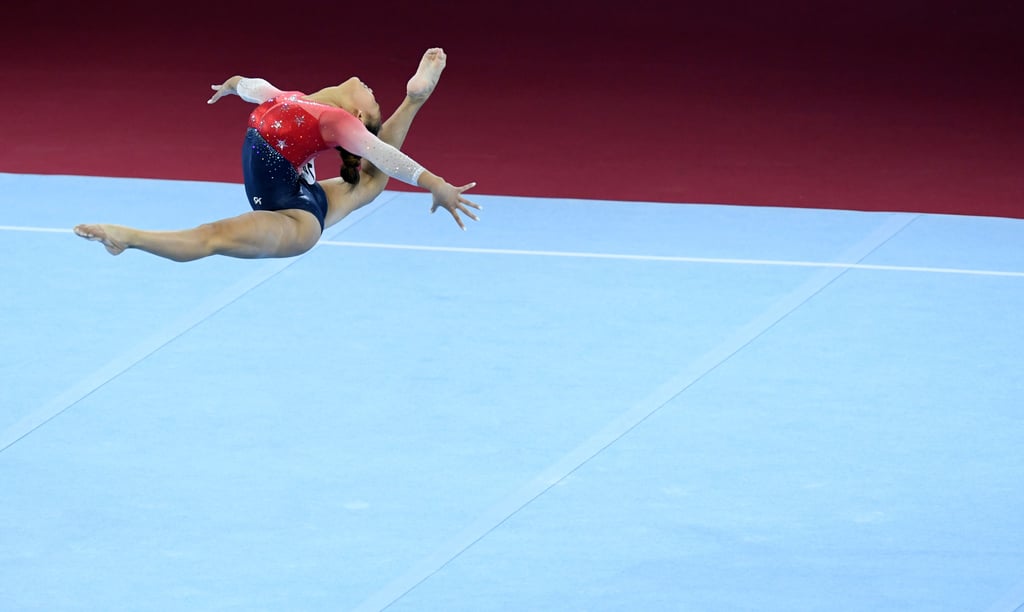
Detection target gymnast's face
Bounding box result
[342,76,382,130]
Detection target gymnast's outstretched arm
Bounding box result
[321,93,432,227]
[320,108,479,229]
[208,76,284,105]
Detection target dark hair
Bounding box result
[336,117,382,185]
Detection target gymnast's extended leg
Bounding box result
[73,208,321,262]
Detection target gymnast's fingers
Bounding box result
[460,195,482,212]
[208,86,225,104]
[447,207,467,231]
[458,201,480,222]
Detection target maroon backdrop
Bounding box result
[2,0,1021,218]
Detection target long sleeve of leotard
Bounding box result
[320,109,427,186]
[236,77,284,104]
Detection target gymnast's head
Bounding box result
[335,78,382,185]
[339,76,382,133]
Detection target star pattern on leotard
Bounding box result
[249,94,332,172]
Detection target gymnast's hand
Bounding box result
[207,76,242,104]
[430,181,482,231]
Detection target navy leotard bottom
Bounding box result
[241,128,328,232]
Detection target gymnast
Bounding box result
[74,48,480,262]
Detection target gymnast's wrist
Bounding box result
[417,170,443,191]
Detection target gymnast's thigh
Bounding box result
[319,177,371,229]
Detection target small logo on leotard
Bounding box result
[253,196,262,206]
[300,160,316,185]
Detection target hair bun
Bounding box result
[336,147,362,185]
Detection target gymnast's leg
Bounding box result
[320,48,448,228]
[385,47,447,147]
[73,209,321,262]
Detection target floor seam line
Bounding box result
[352,212,919,612]
[0,196,394,454]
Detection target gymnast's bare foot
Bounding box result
[74,224,128,255]
[406,47,446,102]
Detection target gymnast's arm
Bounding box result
[322,110,481,229]
[207,76,285,104]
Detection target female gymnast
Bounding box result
[74,48,480,262]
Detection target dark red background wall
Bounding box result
[2,0,1021,218]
